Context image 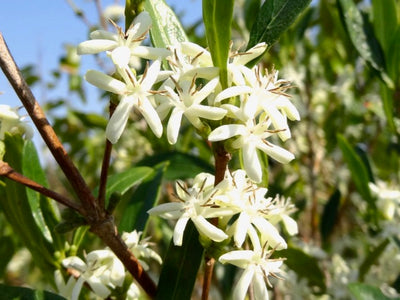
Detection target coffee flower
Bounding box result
[77,11,169,67]
[84,60,163,143]
[163,76,227,144]
[62,250,125,300]
[219,247,284,300]
[148,173,229,246]
[209,113,294,183]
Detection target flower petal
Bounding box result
[233,267,255,300]
[187,105,226,120]
[192,215,228,242]
[174,216,190,246]
[215,86,253,103]
[234,213,251,247]
[85,70,126,94]
[257,142,294,164]
[242,143,262,183]
[77,40,117,54]
[208,124,246,141]
[253,271,269,300]
[219,250,254,268]
[141,60,161,90]
[131,46,172,60]
[106,96,134,144]
[147,202,184,219]
[137,97,163,138]
[167,108,184,144]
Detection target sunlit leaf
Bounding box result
[337,0,394,89]
[202,0,234,88]
[246,0,311,67]
[145,0,188,49]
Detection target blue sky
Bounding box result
[0,0,202,110]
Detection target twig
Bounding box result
[97,102,116,209]
[0,160,83,213]
[0,32,99,219]
[201,142,231,300]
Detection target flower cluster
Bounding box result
[77,10,300,300]
[60,230,161,300]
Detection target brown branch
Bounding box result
[0,32,99,219]
[202,142,231,300]
[0,160,83,213]
[0,32,157,297]
[97,102,116,209]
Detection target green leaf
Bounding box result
[337,0,394,89]
[137,151,214,180]
[278,247,326,292]
[118,162,167,233]
[387,27,400,83]
[348,282,399,300]
[0,284,66,300]
[371,0,398,55]
[337,134,374,205]
[246,0,311,66]
[96,166,153,208]
[144,0,188,49]
[320,188,341,245]
[156,221,204,300]
[202,0,234,88]
[22,141,61,246]
[0,135,58,279]
[0,236,15,278]
[359,238,390,282]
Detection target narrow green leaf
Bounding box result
[0,284,66,300]
[156,221,204,300]
[337,0,394,89]
[387,27,400,83]
[118,162,167,233]
[278,247,326,292]
[320,188,341,245]
[359,238,390,282]
[137,151,214,180]
[202,0,234,88]
[246,0,311,66]
[337,134,373,205]
[371,0,398,55]
[348,282,399,300]
[1,135,58,280]
[96,166,153,208]
[144,0,188,49]
[22,141,59,244]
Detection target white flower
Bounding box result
[369,181,400,220]
[148,173,228,246]
[267,196,298,236]
[209,114,294,183]
[77,11,170,67]
[163,76,227,144]
[0,105,33,140]
[228,43,268,86]
[216,66,300,141]
[84,60,163,143]
[121,230,162,270]
[62,250,125,300]
[54,270,76,299]
[127,282,141,300]
[219,247,284,300]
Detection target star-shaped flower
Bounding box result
[163,76,227,144]
[208,114,294,183]
[219,246,284,300]
[77,11,170,67]
[62,250,125,300]
[84,60,163,143]
[148,173,228,246]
